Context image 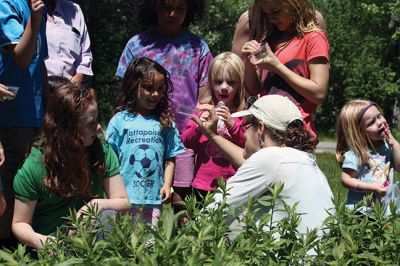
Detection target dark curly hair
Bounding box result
[266,119,315,153]
[114,57,174,128]
[42,84,105,197]
[135,0,205,29]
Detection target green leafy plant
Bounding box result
[2,182,400,265]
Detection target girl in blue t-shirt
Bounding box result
[115,0,213,212]
[336,99,400,208]
[106,57,184,224]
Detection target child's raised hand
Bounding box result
[215,105,234,129]
[382,122,398,146]
[29,0,45,21]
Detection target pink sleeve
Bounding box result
[228,118,246,147]
[181,119,202,150]
[306,32,330,63]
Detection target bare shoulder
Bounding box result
[236,10,250,29]
[315,10,327,32]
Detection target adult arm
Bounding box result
[77,174,130,217]
[12,199,49,249]
[231,11,250,61]
[341,168,386,197]
[2,0,45,69]
[192,104,245,168]
[71,73,85,85]
[160,158,175,202]
[250,43,329,104]
[242,40,263,96]
[71,4,93,84]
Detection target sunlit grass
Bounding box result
[316,152,346,202]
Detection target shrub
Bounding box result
[1,183,400,265]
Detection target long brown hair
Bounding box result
[260,0,320,43]
[114,57,174,128]
[42,84,105,197]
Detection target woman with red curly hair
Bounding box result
[11,84,130,249]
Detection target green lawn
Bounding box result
[316,152,346,202]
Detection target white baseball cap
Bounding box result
[232,95,303,131]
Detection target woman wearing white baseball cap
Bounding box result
[192,94,334,236]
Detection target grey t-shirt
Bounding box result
[210,146,334,236]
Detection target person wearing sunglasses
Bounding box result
[192,94,334,237]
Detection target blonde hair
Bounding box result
[201,52,246,111]
[260,0,321,38]
[336,99,384,165]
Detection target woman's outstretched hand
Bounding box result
[191,104,219,137]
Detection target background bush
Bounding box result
[314,0,400,130]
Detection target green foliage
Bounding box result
[315,0,400,130]
[191,0,251,55]
[2,183,400,264]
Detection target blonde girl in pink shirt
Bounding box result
[181,52,247,203]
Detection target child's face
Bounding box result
[157,0,187,35]
[360,105,387,143]
[136,72,165,115]
[77,102,100,147]
[212,68,239,107]
[260,1,295,32]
